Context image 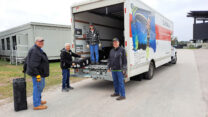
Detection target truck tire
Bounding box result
[171,53,177,64]
[144,62,154,80]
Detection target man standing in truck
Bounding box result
[108,37,127,100]
[86,23,101,65]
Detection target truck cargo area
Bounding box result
[73,3,125,80]
[74,3,125,64]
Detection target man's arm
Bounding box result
[60,51,66,62]
[22,56,27,73]
[72,52,81,58]
[107,50,112,70]
[122,49,127,71]
[86,32,90,45]
[97,31,101,44]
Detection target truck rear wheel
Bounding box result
[144,62,155,80]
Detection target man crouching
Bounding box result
[60,43,81,92]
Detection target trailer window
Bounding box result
[1,39,5,50]
[12,36,17,50]
[6,37,10,50]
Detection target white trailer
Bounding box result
[71,0,176,82]
[0,22,72,64]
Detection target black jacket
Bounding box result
[108,47,127,71]
[86,28,100,45]
[60,48,80,69]
[26,45,49,77]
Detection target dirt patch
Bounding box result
[0,83,7,87]
[0,97,12,106]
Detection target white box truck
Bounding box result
[70,0,176,82]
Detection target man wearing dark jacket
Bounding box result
[60,43,80,92]
[26,37,49,110]
[86,23,101,64]
[108,37,127,100]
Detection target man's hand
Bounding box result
[72,63,75,66]
[86,45,89,48]
[122,70,126,75]
[107,69,111,72]
[36,75,41,82]
[99,43,102,47]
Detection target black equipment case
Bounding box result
[13,74,27,111]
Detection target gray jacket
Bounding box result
[108,47,127,71]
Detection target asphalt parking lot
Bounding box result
[0,49,207,117]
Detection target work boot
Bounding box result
[62,88,69,92]
[96,62,99,65]
[91,62,95,65]
[116,96,126,100]
[111,93,119,97]
[41,100,47,105]
[67,86,74,90]
[33,105,48,110]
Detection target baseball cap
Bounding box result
[35,37,44,42]
[89,22,94,26]
[112,37,119,42]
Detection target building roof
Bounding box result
[0,22,71,38]
[187,11,208,18]
[0,22,71,34]
[30,22,71,28]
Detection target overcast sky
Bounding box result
[0,0,207,41]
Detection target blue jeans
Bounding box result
[32,77,45,107]
[112,71,125,97]
[90,44,99,63]
[62,69,70,89]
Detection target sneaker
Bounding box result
[62,88,69,92]
[33,105,48,110]
[67,87,74,90]
[116,96,126,100]
[110,93,119,97]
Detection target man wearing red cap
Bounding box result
[86,23,101,65]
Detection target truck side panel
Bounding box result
[127,0,173,78]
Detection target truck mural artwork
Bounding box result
[70,0,177,82]
[130,3,156,56]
